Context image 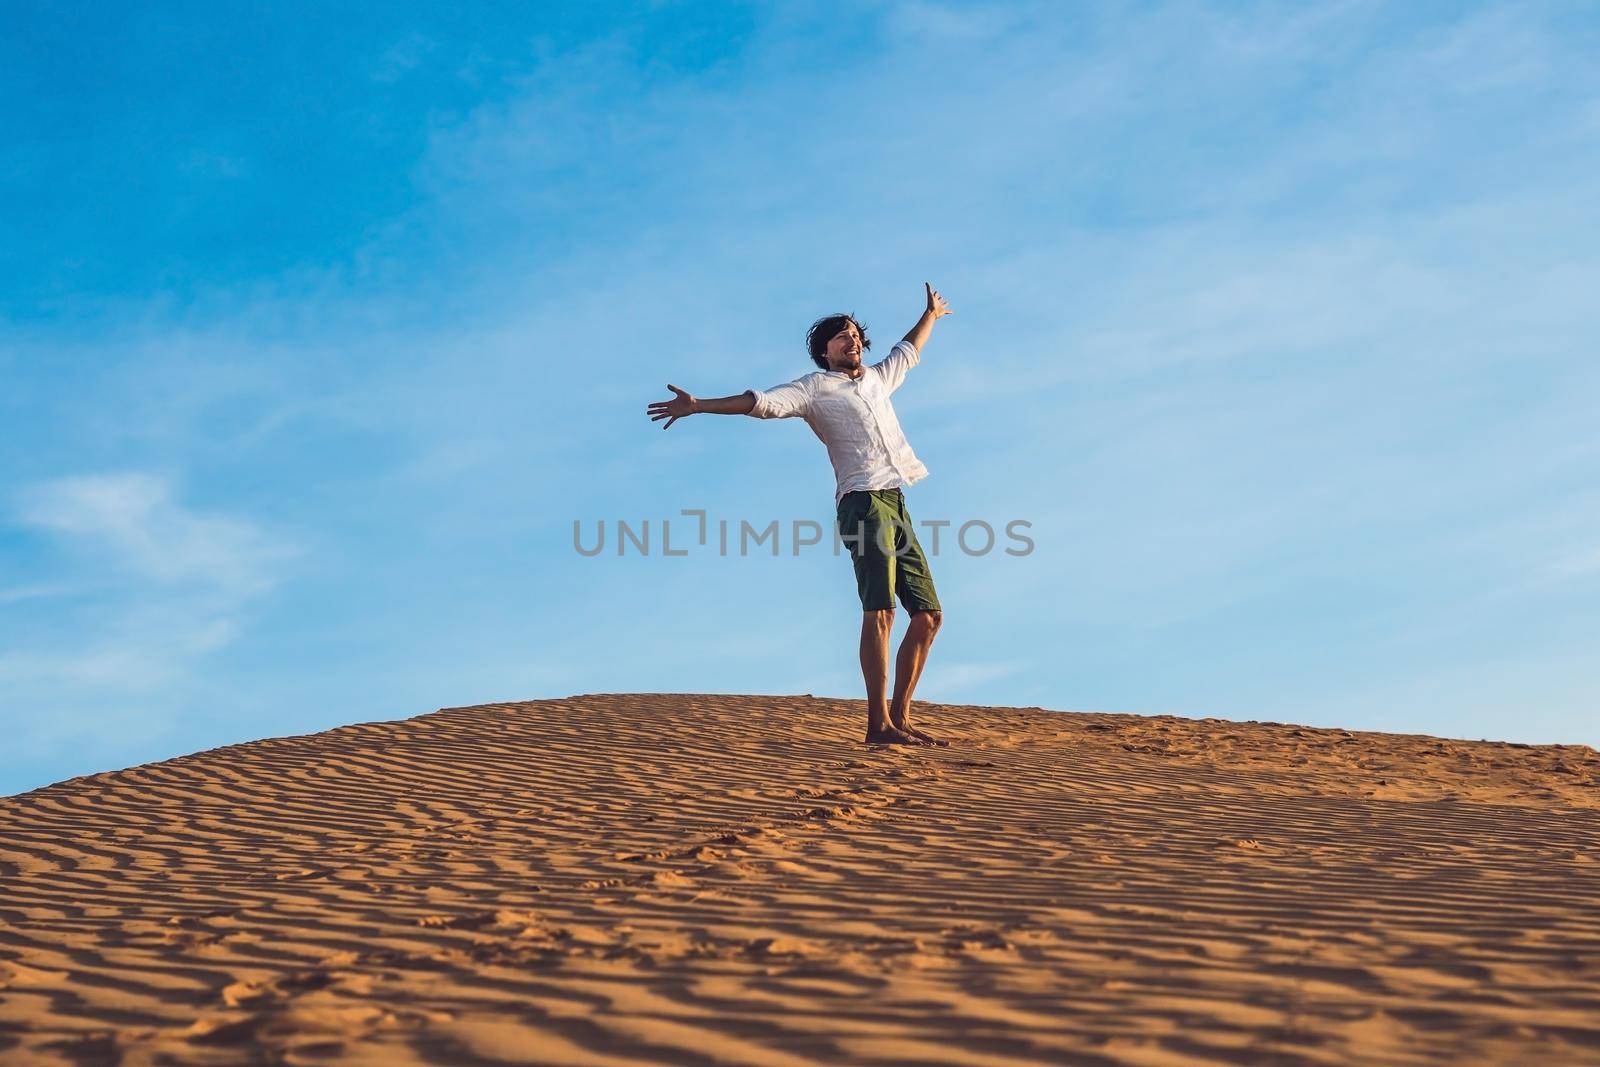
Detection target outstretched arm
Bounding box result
[901,282,953,353]
[647,385,756,430]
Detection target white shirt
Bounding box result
[747,340,929,503]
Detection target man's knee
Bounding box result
[865,607,895,630]
[914,609,943,634]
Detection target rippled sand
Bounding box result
[3,694,1599,1065]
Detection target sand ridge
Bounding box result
[2,694,1598,1065]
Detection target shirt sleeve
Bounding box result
[747,376,813,419]
[868,340,921,394]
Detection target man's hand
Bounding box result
[648,387,758,425]
[648,384,697,429]
[903,282,952,352]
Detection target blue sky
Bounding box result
[3,1,1597,794]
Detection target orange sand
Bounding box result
[2,694,1599,1065]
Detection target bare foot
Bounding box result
[864,725,929,746]
[892,721,950,747]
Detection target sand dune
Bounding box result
[2,694,1598,1065]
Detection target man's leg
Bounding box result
[887,494,947,745]
[889,610,944,744]
[860,608,895,732]
[841,491,928,746]
[861,609,923,744]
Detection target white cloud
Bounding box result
[0,581,83,605]
[2,474,292,782]
[373,32,434,84]
[928,660,1026,695]
[0,621,235,691]
[1551,547,1600,581]
[18,472,286,593]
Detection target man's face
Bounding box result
[825,322,864,371]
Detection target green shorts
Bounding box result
[836,488,942,614]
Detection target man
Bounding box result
[647,283,953,746]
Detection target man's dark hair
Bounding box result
[806,314,871,370]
